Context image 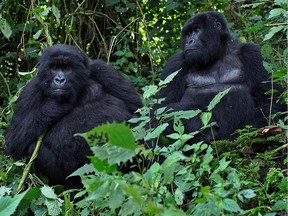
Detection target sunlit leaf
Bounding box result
[264,26,285,41]
[159,70,180,86]
[0,18,12,39]
[223,198,242,213]
[52,5,61,24]
[0,190,28,216]
[144,123,169,141]
[207,88,231,111]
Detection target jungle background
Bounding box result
[0,0,287,215]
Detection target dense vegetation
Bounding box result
[0,0,287,215]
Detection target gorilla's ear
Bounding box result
[214,19,222,30]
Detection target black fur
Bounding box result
[158,11,282,142]
[5,44,142,187]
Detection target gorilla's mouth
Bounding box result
[53,88,66,93]
[185,48,200,53]
[52,88,69,96]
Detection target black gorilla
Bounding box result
[5,44,142,187]
[158,11,282,142]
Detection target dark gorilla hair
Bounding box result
[158,11,283,144]
[5,44,142,188]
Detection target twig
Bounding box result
[16,134,44,194]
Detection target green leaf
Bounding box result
[68,164,96,177]
[0,18,12,39]
[44,199,62,216]
[159,70,180,86]
[216,157,230,172]
[41,186,57,199]
[272,200,287,211]
[268,8,285,19]
[52,5,61,24]
[264,26,285,41]
[162,152,185,183]
[174,188,184,205]
[108,187,125,210]
[40,7,51,16]
[223,198,241,213]
[163,207,186,216]
[114,50,124,56]
[82,122,137,150]
[0,190,28,216]
[207,88,231,111]
[90,156,117,173]
[242,189,256,199]
[33,30,42,40]
[142,85,158,99]
[144,123,169,141]
[201,112,212,126]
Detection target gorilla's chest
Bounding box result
[186,54,245,91]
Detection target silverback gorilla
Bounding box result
[158,11,282,142]
[5,44,142,187]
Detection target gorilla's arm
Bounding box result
[5,79,45,159]
[89,59,142,113]
[158,52,187,105]
[5,78,73,160]
[239,43,282,120]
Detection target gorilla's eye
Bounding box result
[64,65,71,70]
[192,26,200,33]
[187,26,200,36]
[51,65,57,70]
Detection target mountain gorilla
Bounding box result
[158,11,282,142]
[5,44,142,188]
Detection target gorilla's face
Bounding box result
[37,45,90,101]
[181,12,230,67]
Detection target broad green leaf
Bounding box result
[162,152,185,183]
[52,5,61,24]
[144,123,168,141]
[114,50,124,56]
[41,186,57,199]
[264,26,285,41]
[108,187,125,210]
[45,199,62,216]
[124,51,134,58]
[40,7,51,16]
[0,18,12,39]
[275,0,287,6]
[272,200,287,211]
[90,156,117,173]
[0,187,12,198]
[201,112,212,126]
[159,70,180,86]
[163,109,201,120]
[142,85,158,99]
[207,88,231,111]
[174,188,184,205]
[68,164,96,177]
[167,133,181,140]
[268,8,285,19]
[242,189,256,199]
[223,198,241,213]
[33,30,42,40]
[217,157,231,172]
[162,152,186,169]
[81,122,137,150]
[0,190,28,216]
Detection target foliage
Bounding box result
[0,0,287,215]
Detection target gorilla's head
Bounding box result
[181,11,231,66]
[37,44,90,101]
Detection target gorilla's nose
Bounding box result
[53,71,67,87]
